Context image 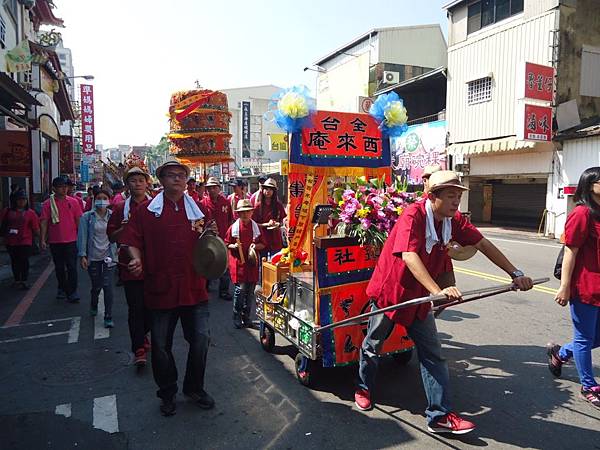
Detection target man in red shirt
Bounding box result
[186,178,200,203]
[250,174,267,206]
[107,166,153,367]
[355,171,533,435]
[201,177,234,300]
[40,176,84,302]
[110,182,126,207]
[124,161,215,416]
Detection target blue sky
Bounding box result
[54,0,447,147]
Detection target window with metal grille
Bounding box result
[467,77,492,105]
[0,15,6,49]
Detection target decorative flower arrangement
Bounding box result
[331,176,416,248]
[265,85,315,133]
[271,247,309,267]
[369,91,409,137]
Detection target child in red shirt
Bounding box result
[225,199,266,329]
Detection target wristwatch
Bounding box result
[510,269,525,279]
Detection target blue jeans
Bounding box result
[150,303,210,400]
[233,282,256,325]
[358,302,450,424]
[88,260,115,319]
[558,300,600,389]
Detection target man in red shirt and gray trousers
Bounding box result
[123,161,215,416]
[355,171,533,435]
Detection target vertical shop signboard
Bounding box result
[241,101,251,158]
[80,84,95,156]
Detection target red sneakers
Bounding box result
[354,389,372,411]
[134,348,147,367]
[427,412,476,434]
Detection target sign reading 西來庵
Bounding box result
[523,62,554,102]
[521,104,553,142]
[80,84,95,156]
[291,111,390,168]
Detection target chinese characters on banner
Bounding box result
[0,131,30,176]
[241,101,251,158]
[325,245,378,274]
[270,133,289,151]
[80,84,95,156]
[524,62,554,102]
[59,135,74,174]
[292,111,390,168]
[524,104,552,141]
[391,120,446,185]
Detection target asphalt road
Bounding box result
[0,231,598,450]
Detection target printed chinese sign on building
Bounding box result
[391,120,446,185]
[0,131,30,176]
[269,133,289,152]
[291,111,390,168]
[241,101,251,158]
[523,62,554,102]
[521,104,553,142]
[80,84,95,156]
[59,136,74,174]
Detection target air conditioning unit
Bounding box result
[383,71,400,84]
[455,163,470,174]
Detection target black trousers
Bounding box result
[124,280,151,352]
[49,242,78,296]
[6,245,32,282]
[151,303,210,400]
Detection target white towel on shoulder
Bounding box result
[425,199,452,254]
[231,218,261,241]
[147,192,204,221]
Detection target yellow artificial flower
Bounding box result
[281,247,290,255]
[384,101,408,127]
[396,206,404,215]
[338,200,345,207]
[357,208,370,218]
[278,92,309,119]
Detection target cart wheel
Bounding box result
[392,349,413,366]
[294,353,313,387]
[259,323,275,353]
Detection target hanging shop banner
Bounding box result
[269,133,289,152]
[291,111,390,168]
[0,131,30,176]
[5,40,33,73]
[518,104,553,142]
[80,84,95,155]
[59,135,74,174]
[391,120,446,185]
[241,101,251,158]
[522,62,554,102]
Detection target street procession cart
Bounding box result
[255,89,416,386]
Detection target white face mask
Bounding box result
[95,200,110,209]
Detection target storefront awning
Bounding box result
[0,73,40,128]
[447,136,554,157]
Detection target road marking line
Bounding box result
[4,263,54,327]
[0,317,81,344]
[93,395,119,434]
[67,317,81,343]
[94,292,110,340]
[454,267,558,295]
[486,237,561,249]
[55,403,72,418]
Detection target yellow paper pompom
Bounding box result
[357,208,370,218]
[384,101,408,127]
[278,92,309,119]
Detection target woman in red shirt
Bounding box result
[548,166,600,407]
[0,191,40,289]
[252,178,286,258]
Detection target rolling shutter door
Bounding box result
[491,183,546,228]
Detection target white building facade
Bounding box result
[314,25,448,113]
[221,85,288,174]
[445,0,600,235]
